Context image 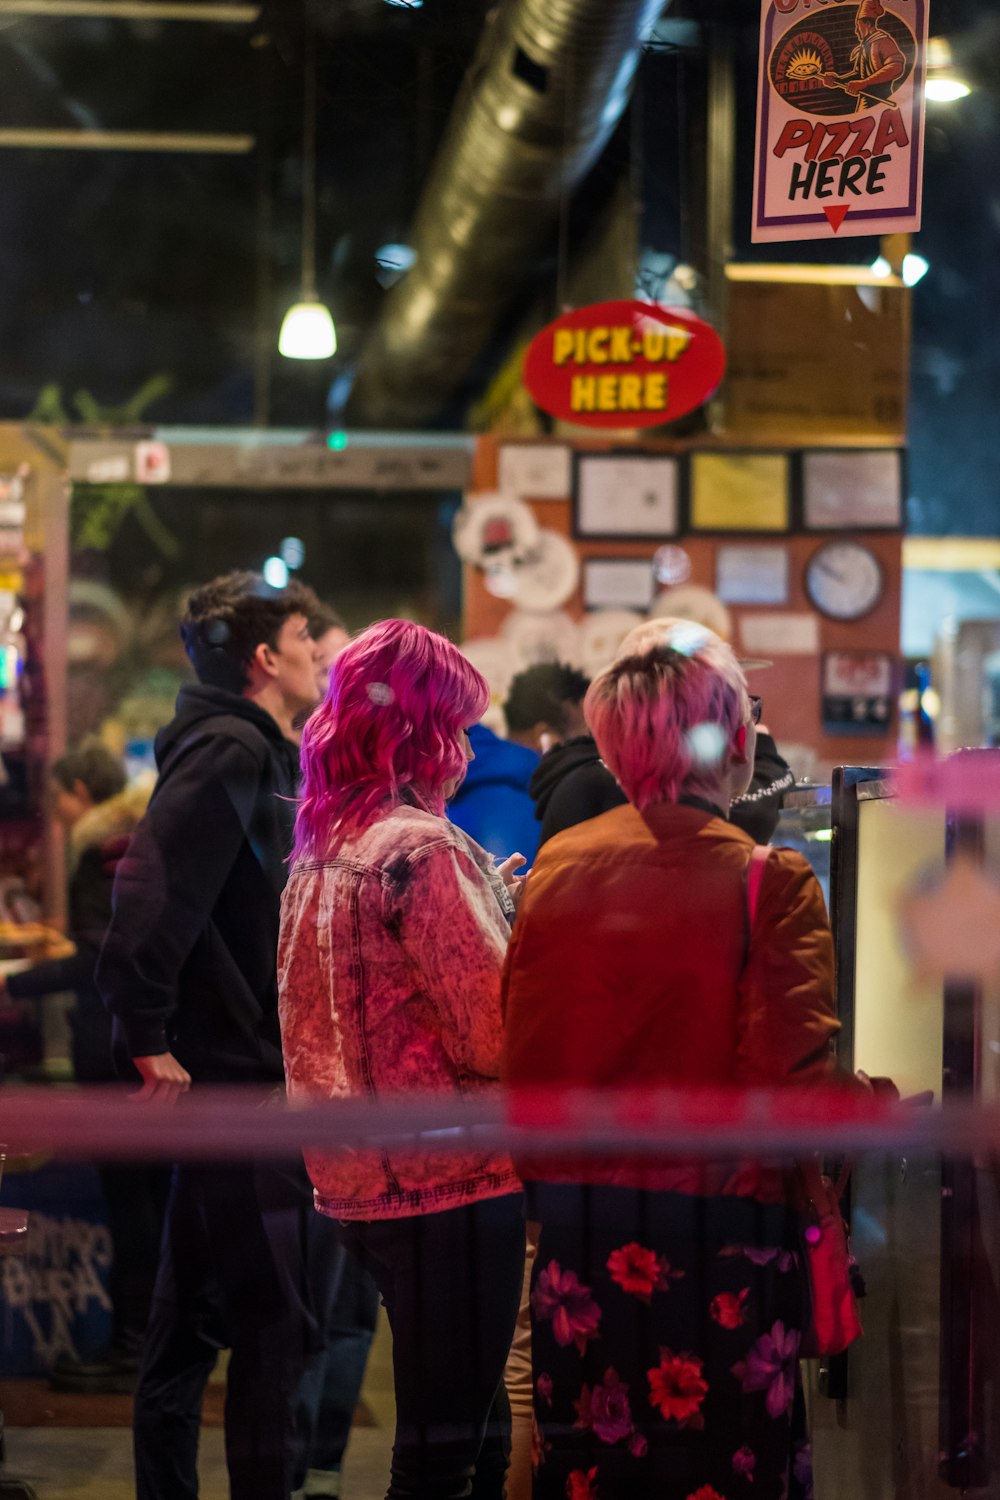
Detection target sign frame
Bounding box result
[752,0,929,244]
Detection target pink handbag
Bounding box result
[746,845,863,1358]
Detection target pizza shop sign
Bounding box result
[523,300,726,430]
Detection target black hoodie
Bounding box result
[529,732,794,848]
[96,684,300,1083]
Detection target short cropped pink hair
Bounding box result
[294,619,489,858]
[584,625,750,809]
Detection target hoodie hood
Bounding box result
[458,723,539,798]
[529,735,604,818]
[155,683,292,770]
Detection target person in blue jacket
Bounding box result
[448,720,541,866]
[449,662,591,868]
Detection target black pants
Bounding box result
[98,1162,171,1352]
[134,1160,340,1500]
[295,1227,380,1476]
[338,1191,526,1500]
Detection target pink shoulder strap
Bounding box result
[746,843,773,928]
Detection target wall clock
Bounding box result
[805,542,883,622]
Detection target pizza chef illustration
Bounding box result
[821,0,906,108]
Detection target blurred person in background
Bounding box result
[529,625,793,848]
[307,599,350,699]
[279,619,526,1500]
[502,624,854,1500]
[3,738,166,1393]
[97,572,347,1500]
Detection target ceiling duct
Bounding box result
[348,0,665,427]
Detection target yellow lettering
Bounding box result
[571,375,597,411]
[587,327,610,363]
[642,331,666,362]
[618,374,643,411]
[665,329,691,361]
[610,326,633,362]
[597,375,619,411]
[552,330,575,366]
[574,330,588,363]
[643,372,668,409]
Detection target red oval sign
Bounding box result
[522,300,726,430]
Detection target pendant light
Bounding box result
[279,15,336,359]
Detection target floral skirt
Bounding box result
[526,1183,812,1500]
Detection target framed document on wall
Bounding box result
[690,451,790,532]
[582,558,656,611]
[716,544,790,605]
[574,454,679,541]
[803,449,903,529]
[497,443,572,499]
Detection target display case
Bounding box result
[771,782,833,908]
[806,759,1000,1499]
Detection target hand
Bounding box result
[496,852,528,910]
[856,1070,900,1103]
[843,78,864,95]
[131,1051,191,1105]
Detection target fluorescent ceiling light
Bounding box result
[263,556,289,589]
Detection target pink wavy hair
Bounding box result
[294,619,489,858]
[584,633,749,809]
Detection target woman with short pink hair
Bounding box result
[279,618,525,1500]
[503,621,847,1500]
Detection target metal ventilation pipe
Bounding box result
[348,0,665,428]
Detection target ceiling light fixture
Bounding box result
[870,253,928,286]
[279,17,336,360]
[925,36,971,104]
[902,253,930,287]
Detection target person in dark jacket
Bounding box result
[4,741,167,1390]
[96,571,342,1500]
[529,632,794,847]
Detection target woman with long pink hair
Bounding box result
[278,619,526,1500]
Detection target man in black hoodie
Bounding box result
[97,572,329,1500]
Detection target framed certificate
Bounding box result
[716,544,790,605]
[573,454,679,541]
[690,451,790,532]
[582,558,656,612]
[497,443,572,499]
[803,449,903,529]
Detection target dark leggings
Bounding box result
[338,1192,526,1500]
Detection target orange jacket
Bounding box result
[501,802,843,1201]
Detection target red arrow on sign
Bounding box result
[823,204,851,232]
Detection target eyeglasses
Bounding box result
[749,696,763,725]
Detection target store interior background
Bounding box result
[0,0,996,773]
[1,4,1000,1498]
